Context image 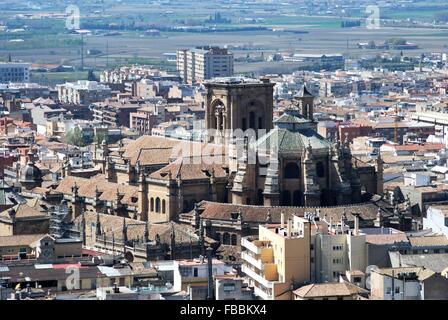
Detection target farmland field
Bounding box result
[1,0,448,82]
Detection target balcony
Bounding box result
[241,251,263,271]
[241,238,261,254]
[241,237,271,255]
[241,264,274,290]
[253,286,273,301]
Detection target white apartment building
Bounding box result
[311,214,368,283]
[423,205,448,237]
[57,81,111,105]
[177,46,234,83]
[0,62,30,83]
[370,267,433,300]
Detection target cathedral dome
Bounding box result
[19,162,42,183]
[19,149,43,184]
[257,111,331,155]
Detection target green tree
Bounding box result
[66,127,86,147]
[94,131,107,145]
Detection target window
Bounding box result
[434,249,440,254]
[223,283,236,292]
[223,233,230,245]
[150,198,154,212]
[179,267,191,277]
[354,277,362,283]
[284,162,300,179]
[162,200,166,214]
[242,118,247,131]
[231,234,237,246]
[386,287,392,295]
[395,286,400,294]
[249,111,256,129]
[316,161,325,177]
[333,258,343,264]
[155,198,161,213]
[193,268,198,277]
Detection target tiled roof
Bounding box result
[408,235,448,247]
[194,201,380,224]
[0,264,109,282]
[149,157,228,181]
[0,203,49,221]
[293,282,367,298]
[394,253,448,273]
[121,135,227,166]
[365,233,409,245]
[274,113,310,124]
[73,212,197,244]
[374,267,435,281]
[256,127,331,153]
[0,234,47,247]
[55,175,138,206]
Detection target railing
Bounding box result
[253,286,272,300]
[241,264,273,289]
[241,237,262,254]
[240,252,263,271]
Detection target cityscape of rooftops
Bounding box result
[1,0,448,313]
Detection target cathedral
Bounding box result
[205,77,382,208]
[30,77,382,225]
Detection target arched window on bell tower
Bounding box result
[249,111,256,129]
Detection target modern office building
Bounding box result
[177,46,234,83]
[0,62,30,83]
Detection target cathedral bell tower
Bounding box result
[294,85,315,122]
[204,77,274,145]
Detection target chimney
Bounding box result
[287,219,292,237]
[281,211,285,229]
[113,283,120,294]
[353,213,360,236]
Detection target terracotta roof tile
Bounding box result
[0,234,47,247]
[194,201,380,224]
[54,175,138,206]
[293,282,367,298]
